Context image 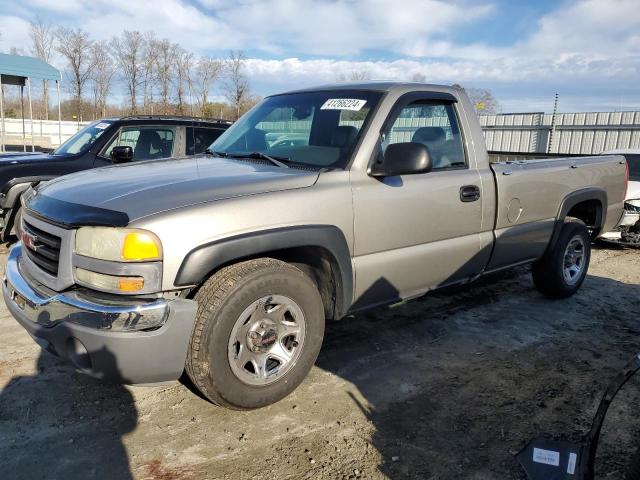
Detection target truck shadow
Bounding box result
[316,269,640,479]
[0,329,137,480]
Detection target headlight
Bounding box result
[75,227,162,262]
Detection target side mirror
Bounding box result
[370,142,432,177]
[110,145,133,163]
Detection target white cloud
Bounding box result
[0,15,33,52]
[245,55,639,88]
[520,0,640,57]
[2,0,495,57]
[215,0,494,57]
[2,0,640,112]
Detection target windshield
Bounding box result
[210,90,383,169]
[53,120,113,155]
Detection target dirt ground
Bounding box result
[1,245,639,480]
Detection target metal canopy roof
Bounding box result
[0,53,61,83]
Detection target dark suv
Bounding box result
[0,116,231,241]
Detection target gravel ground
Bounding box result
[1,245,639,480]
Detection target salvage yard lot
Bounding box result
[1,246,639,480]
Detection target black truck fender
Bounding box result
[0,178,54,241]
[174,225,354,319]
[545,187,607,255]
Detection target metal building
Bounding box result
[481,111,640,154]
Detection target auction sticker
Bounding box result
[95,122,111,129]
[532,447,560,467]
[321,98,367,111]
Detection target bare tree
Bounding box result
[194,57,223,116]
[55,27,96,122]
[467,88,500,115]
[155,39,175,114]
[29,18,55,119]
[173,46,194,115]
[141,33,159,114]
[453,84,500,115]
[223,51,250,120]
[336,69,371,82]
[90,41,115,119]
[111,30,146,114]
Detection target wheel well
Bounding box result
[189,246,343,320]
[566,199,603,237]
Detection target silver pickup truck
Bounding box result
[3,83,628,410]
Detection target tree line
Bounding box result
[0,21,501,122]
[3,20,258,122]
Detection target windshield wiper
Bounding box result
[206,148,226,156]
[212,151,290,168]
[243,152,290,168]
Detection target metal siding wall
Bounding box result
[482,110,640,154]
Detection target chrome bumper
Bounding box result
[4,245,169,330]
[3,245,198,384]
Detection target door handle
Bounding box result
[460,185,481,202]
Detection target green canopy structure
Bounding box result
[0,53,63,152]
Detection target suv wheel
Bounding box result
[532,218,591,298]
[185,258,325,409]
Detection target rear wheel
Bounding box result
[185,258,325,409]
[532,218,591,298]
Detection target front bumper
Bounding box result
[3,245,198,384]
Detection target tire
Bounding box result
[1,206,21,243]
[185,257,325,410]
[532,218,591,299]
[626,446,640,480]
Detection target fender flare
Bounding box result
[547,187,607,253]
[0,179,54,240]
[174,225,354,318]
[1,177,55,209]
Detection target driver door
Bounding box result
[351,95,487,308]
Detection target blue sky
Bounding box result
[1,0,639,113]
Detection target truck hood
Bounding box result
[31,155,320,225]
[0,152,57,163]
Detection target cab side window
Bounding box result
[102,127,176,161]
[385,101,466,170]
[186,127,226,155]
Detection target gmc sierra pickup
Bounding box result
[3,83,628,410]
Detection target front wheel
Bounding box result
[532,218,591,298]
[185,258,325,409]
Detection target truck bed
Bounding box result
[485,155,627,271]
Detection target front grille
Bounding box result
[22,220,62,276]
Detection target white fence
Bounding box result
[0,118,87,151]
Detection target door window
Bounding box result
[101,127,176,161]
[384,101,466,170]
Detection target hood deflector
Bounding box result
[24,192,129,228]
